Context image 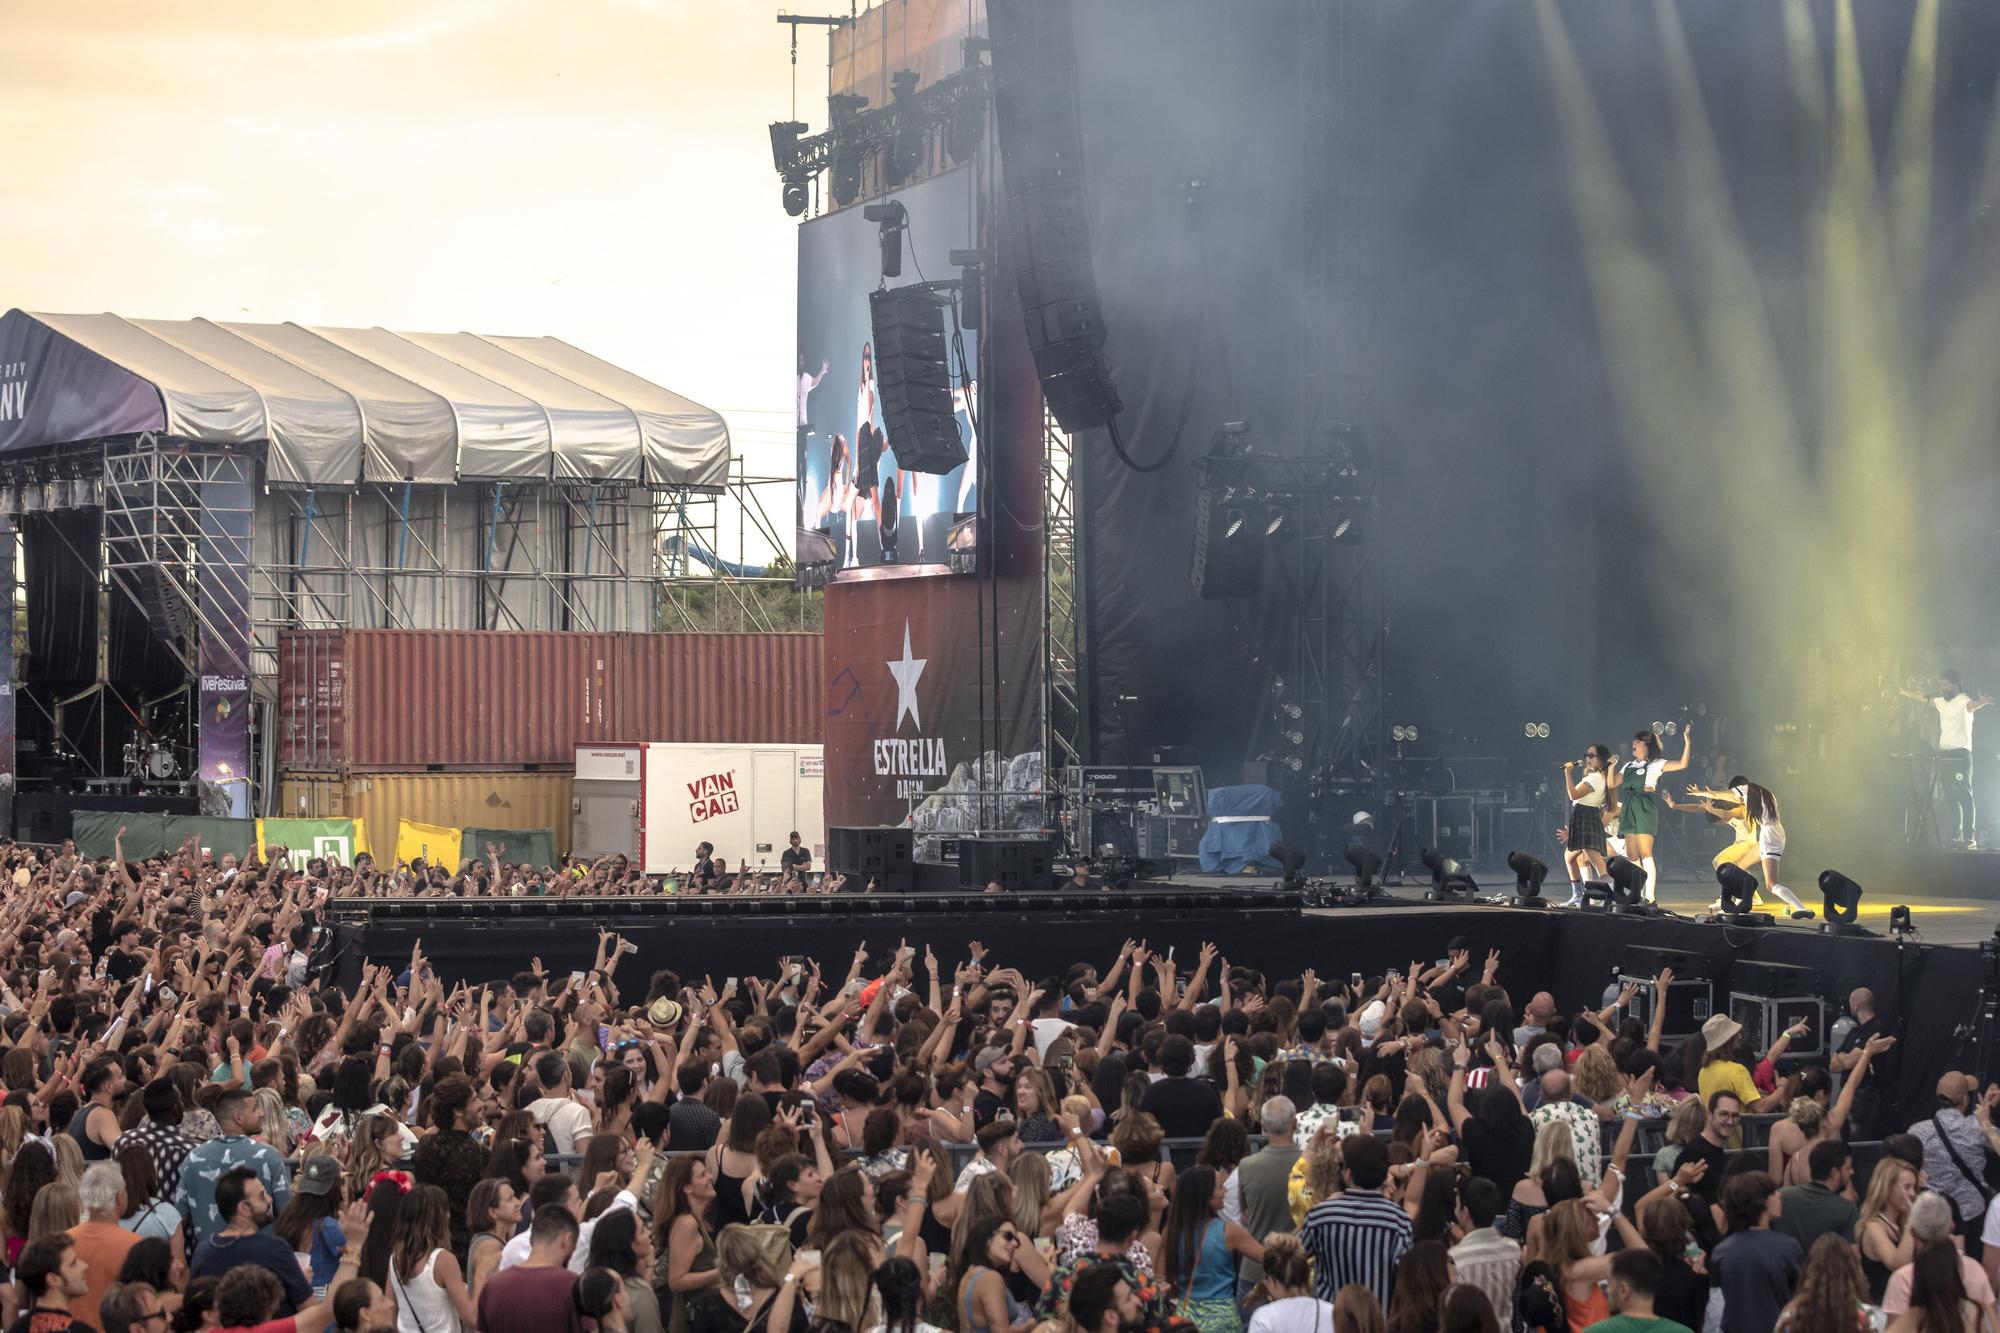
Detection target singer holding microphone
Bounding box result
[1559,744,1617,906]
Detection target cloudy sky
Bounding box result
[0,1,813,517]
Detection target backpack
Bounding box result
[1512,1258,1564,1333]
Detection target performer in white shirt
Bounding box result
[1900,670,1993,849]
[1558,744,1617,907]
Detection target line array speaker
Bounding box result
[868,287,969,475]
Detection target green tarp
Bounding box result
[72,812,257,861]
[461,826,559,870]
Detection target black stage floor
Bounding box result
[334,878,1988,1131]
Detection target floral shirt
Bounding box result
[1054,1214,1154,1273]
[1530,1099,1602,1187]
[1293,1103,1361,1150]
[1037,1252,1187,1332]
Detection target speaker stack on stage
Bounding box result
[1616,945,1713,1040]
[827,826,916,892]
[958,837,1055,890]
[1727,960,1826,1057]
[867,287,968,475]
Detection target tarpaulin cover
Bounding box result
[461,826,559,871]
[72,812,256,861]
[256,818,371,864]
[394,819,463,870]
[0,309,730,488]
[1198,784,1283,872]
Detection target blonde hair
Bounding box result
[714,1223,789,1289]
[1664,1097,1707,1147]
[1541,1198,1597,1271]
[1859,1156,1917,1237]
[25,1181,80,1245]
[1005,1151,1051,1236]
[255,1088,293,1156]
[1528,1119,1576,1178]
[1572,1046,1620,1103]
[1786,1097,1827,1137]
[49,1135,83,1192]
[1260,1232,1313,1291]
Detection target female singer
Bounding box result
[1559,745,1618,906]
[1617,728,1692,902]
[1684,777,1810,917]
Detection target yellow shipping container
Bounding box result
[276,771,574,859]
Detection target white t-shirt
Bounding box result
[1572,770,1607,809]
[1937,693,1976,752]
[1030,1017,1075,1059]
[1624,758,1666,792]
[1248,1296,1338,1333]
[527,1096,594,1155]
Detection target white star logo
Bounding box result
[887,621,927,731]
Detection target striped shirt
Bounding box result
[1299,1189,1412,1305]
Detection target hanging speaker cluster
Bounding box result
[987,0,1122,432]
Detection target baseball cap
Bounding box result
[974,1046,1010,1074]
[297,1155,341,1197]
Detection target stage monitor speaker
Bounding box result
[1190,489,1261,599]
[868,287,968,475]
[1728,959,1820,998]
[958,837,1054,890]
[827,826,915,878]
[987,0,1123,432]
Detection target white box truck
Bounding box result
[572,742,825,877]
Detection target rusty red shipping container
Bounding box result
[278,629,824,770]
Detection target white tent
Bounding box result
[0,310,731,488]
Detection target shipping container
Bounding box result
[277,770,576,857]
[572,743,824,876]
[277,630,823,770]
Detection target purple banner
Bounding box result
[197,468,253,818]
[0,517,13,835]
[0,310,164,453]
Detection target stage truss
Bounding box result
[1300,0,1388,814]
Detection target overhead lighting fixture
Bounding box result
[1223,508,1248,539]
[831,143,865,206]
[782,179,809,217]
[1331,509,1362,544]
[1390,724,1419,743]
[1264,506,1288,538]
[1889,904,1916,938]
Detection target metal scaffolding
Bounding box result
[1042,407,1082,838]
[102,437,254,678]
[1300,0,1388,818]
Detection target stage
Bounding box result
[330,875,1991,1131]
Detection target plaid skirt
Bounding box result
[1566,801,1607,853]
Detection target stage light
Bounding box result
[1271,842,1308,889]
[1889,905,1916,938]
[1391,724,1419,743]
[1224,508,1248,539]
[782,179,809,217]
[1716,864,1759,915]
[1820,869,1862,923]
[946,97,983,163]
[1281,702,1303,720]
[1264,506,1289,538]
[1580,879,1613,910]
[1535,723,1551,739]
[1283,729,1304,747]
[886,70,925,186]
[1606,855,1648,907]
[1345,844,1382,889]
[1331,509,1362,544]
[832,144,865,206]
[1523,723,1536,739]
[864,200,907,278]
[1507,851,1548,903]
[1422,847,1477,900]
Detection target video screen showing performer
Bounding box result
[795,166,979,578]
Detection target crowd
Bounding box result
[326,836,863,898]
[0,833,1988,1333]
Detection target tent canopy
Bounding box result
[0,309,730,488]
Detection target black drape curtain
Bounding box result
[107,580,183,696]
[23,511,99,688]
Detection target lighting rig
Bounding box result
[769,59,991,217]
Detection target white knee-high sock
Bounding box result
[1769,881,1805,911]
[1641,856,1659,900]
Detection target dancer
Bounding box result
[1559,744,1618,906]
[1616,727,1691,902]
[1682,777,1811,918]
[814,432,856,568]
[1898,670,1992,849]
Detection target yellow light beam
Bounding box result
[1889,0,1939,323]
